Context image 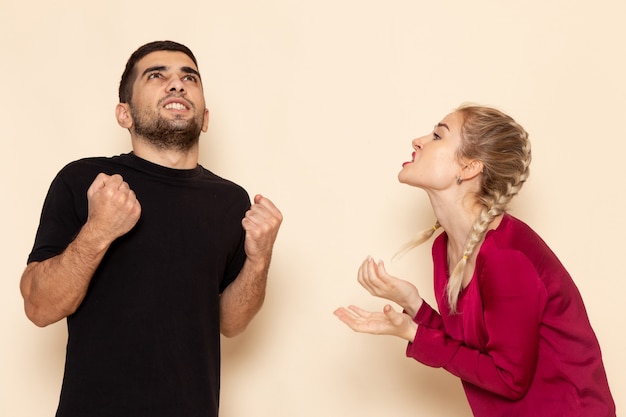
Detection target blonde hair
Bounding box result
[402,104,532,313]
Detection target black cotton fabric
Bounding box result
[28,153,249,417]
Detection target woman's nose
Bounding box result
[412,136,424,150]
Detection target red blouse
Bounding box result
[406,214,615,416]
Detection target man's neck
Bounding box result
[131,138,200,169]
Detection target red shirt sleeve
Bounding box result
[406,249,547,400]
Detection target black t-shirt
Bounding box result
[28,153,249,417]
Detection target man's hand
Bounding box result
[241,194,282,266]
[86,173,142,244]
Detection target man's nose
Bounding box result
[167,76,185,93]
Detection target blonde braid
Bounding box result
[394,221,441,260]
[446,105,532,313]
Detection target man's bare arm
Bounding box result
[20,173,141,327]
[219,195,282,337]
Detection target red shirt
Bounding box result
[407,214,615,417]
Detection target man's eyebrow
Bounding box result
[141,65,201,79]
[181,66,201,79]
[435,123,450,131]
[142,65,167,78]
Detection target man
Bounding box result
[20,40,282,417]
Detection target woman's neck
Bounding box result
[428,192,479,250]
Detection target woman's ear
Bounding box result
[461,159,484,181]
[115,103,133,129]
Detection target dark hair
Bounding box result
[118,40,199,103]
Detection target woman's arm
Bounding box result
[408,251,545,400]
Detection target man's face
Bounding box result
[127,50,209,151]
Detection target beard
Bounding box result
[130,103,203,152]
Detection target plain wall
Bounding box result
[1,1,624,416]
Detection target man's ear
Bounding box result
[116,103,133,129]
[461,159,484,181]
[201,108,210,132]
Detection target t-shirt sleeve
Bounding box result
[219,228,247,293]
[218,192,250,293]
[406,250,546,400]
[27,168,87,264]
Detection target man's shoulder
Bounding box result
[44,154,133,194]
[59,154,129,172]
[197,166,249,196]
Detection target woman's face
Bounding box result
[398,111,465,190]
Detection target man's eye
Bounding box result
[182,75,198,82]
[147,73,162,80]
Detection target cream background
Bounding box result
[1,1,624,416]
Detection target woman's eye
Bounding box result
[433,132,441,140]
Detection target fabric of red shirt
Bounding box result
[406,214,615,417]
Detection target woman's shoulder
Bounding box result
[482,212,559,270]
[489,213,543,244]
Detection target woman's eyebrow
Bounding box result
[435,122,450,131]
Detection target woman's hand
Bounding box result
[358,256,423,317]
[334,304,418,342]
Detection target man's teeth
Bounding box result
[165,102,186,110]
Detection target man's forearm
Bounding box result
[219,259,270,338]
[20,224,111,327]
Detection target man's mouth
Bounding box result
[164,102,188,110]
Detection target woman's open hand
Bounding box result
[334,304,417,342]
[358,257,423,317]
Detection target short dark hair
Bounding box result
[118,40,199,103]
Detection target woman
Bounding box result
[334,105,615,416]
